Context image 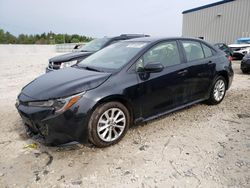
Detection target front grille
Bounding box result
[19,100,28,106]
[18,110,49,139]
[25,119,49,137]
[49,62,61,70]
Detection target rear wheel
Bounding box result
[242,69,249,74]
[207,76,227,105]
[88,102,130,147]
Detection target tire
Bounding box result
[88,102,130,147]
[242,69,249,74]
[207,76,227,105]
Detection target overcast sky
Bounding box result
[0,0,218,37]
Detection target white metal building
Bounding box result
[182,0,250,44]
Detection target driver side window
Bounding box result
[136,41,181,71]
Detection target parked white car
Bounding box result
[229,38,250,59]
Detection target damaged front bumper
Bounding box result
[16,93,90,146]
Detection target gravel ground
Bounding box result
[0,49,249,188]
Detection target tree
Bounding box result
[0,28,92,44]
[71,38,80,43]
[5,32,16,44]
[0,29,5,43]
[55,34,64,44]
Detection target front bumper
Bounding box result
[232,50,249,59]
[233,52,245,59]
[16,94,90,146]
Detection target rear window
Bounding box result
[202,44,213,58]
[181,41,204,62]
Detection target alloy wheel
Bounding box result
[97,108,126,142]
[213,79,225,102]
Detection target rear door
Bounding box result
[180,40,212,102]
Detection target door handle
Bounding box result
[177,69,188,76]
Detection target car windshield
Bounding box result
[80,38,110,52]
[78,41,148,70]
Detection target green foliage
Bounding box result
[71,38,80,43]
[0,28,92,44]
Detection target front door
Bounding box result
[135,40,188,118]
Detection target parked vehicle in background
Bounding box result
[72,43,84,52]
[241,53,250,73]
[46,34,149,72]
[237,38,250,44]
[16,37,234,147]
[214,43,233,61]
[229,38,250,59]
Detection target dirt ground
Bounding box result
[0,49,249,188]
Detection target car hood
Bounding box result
[229,44,250,48]
[49,51,93,63]
[21,67,111,101]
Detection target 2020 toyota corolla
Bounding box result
[16,37,234,147]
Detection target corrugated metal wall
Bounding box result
[182,0,250,44]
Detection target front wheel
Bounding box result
[207,76,227,105]
[88,102,130,147]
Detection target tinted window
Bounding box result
[138,41,181,68]
[217,44,227,51]
[218,44,223,48]
[80,38,110,52]
[202,44,213,57]
[182,41,204,62]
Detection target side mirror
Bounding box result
[144,62,164,73]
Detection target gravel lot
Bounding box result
[0,47,249,188]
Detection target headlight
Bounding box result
[60,60,78,69]
[28,91,85,113]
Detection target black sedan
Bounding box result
[16,37,234,147]
[241,53,250,73]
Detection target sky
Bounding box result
[0,0,219,38]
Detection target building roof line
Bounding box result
[182,0,235,14]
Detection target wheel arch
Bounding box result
[216,71,229,89]
[92,95,134,125]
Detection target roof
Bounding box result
[126,36,208,43]
[126,37,164,42]
[182,0,235,14]
[109,34,150,40]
